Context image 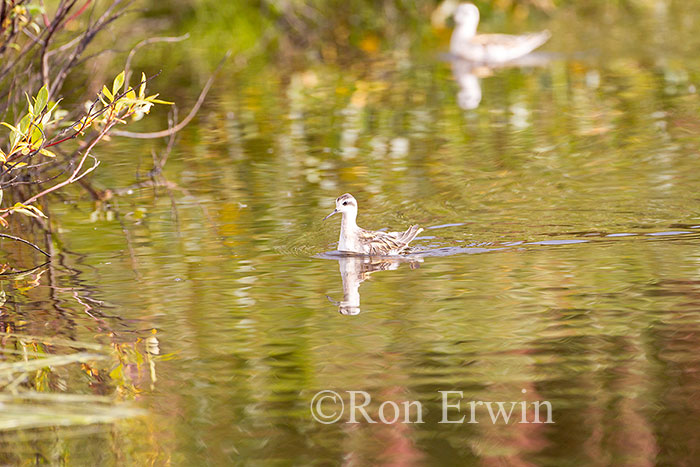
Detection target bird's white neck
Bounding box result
[451,23,478,52]
[339,211,359,252]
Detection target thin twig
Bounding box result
[0,260,50,276]
[41,0,80,89]
[0,233,50,257]
[123,33,189,90]
[152,104,177,173]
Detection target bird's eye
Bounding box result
[342,201,348,206]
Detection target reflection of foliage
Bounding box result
[0,262,165,418]
[0,331,146,431]
[0,258,171,461]
[110,331,163,396]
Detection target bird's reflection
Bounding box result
[327,255,421,315]
[450,53,552,110]
[451,59,483,110]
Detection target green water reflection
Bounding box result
[2,1,700,464]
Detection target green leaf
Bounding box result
[35,86,49,114]
[31,125,43,145]
[9,133,18,151]
[25,93,34,115]
[3,121,23,150]
[112,71,125,96]
[26,4,45,16]
[18,114,32,134]
[40,99,61,126]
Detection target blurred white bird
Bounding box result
[450,3,550,63]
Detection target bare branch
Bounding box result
[124,33,189,89]
[0,233,50,257]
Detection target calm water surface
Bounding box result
[2,3,700,465]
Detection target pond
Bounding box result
[2,1,700,464]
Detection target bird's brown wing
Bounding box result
[359,226,423,255]
[357,230,404,255]
[397,225,423,245]
[472,32,549,48]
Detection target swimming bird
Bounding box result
[450,3,550,63]
[323,193,423,255]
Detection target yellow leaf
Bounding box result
[139,72,147,99]
[148,98,173,105]
[0,122,21,134]
[102,85,113,102]
[10,202,47,219]
[112,71,125,96]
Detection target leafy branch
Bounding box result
[0,71,169,225]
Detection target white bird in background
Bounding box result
[450,3,550,63]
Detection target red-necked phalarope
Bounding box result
[324,193,423,255]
